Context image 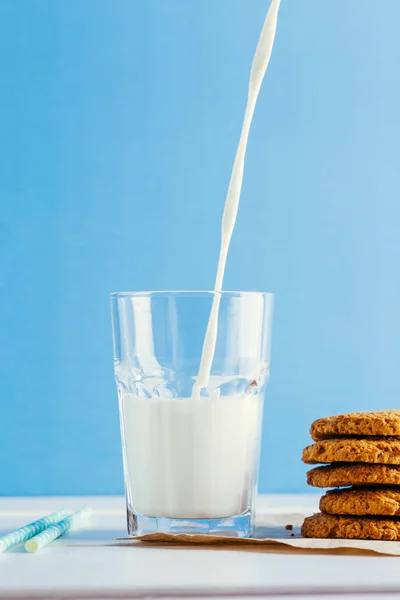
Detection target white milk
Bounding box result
[195,0,281,393]
[121,0,280,520]
[121,393,264,518]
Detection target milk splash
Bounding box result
[194,0,281,394]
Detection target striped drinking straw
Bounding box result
[25,507,92,553]
[0,510,70,552]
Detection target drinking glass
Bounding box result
[111,291,273,538]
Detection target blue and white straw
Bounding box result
[25,507,92,553]
[0,510,69,553]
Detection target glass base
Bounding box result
[127,507,252,538]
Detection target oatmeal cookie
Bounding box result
[311,410,400,441]
[320,487,400,516]
[301,512,400,540]
[307,464,400,488]
[302,438,400,465]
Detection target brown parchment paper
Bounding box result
[117,513,400,556]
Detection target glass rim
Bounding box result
[110,290,274,299]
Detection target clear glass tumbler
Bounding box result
[111,291,273,538]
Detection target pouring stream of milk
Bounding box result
[194,0,281,395]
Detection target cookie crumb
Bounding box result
[290,533,295,537]
[285,524,293,530]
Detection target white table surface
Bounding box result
[1,495,400,599]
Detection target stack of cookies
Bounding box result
[301,410,400,541]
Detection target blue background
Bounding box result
[1,0,399,495]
